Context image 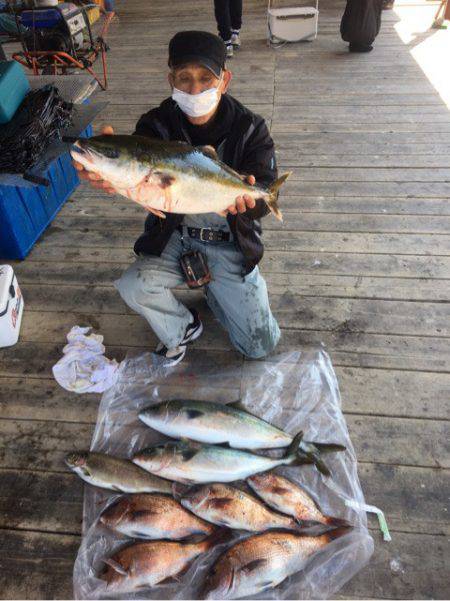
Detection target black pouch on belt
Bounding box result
[180,251,212,288]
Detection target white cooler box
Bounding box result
[268,0,319,43]
[0,265,24,348]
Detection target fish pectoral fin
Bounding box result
[181,448,200,461]
[196,145,218,160]
[152,171,176,190]
[158,576,180,586]
[103,558,128,576]
[209,497,233,509]
[239,559,267,574]
[227,400,256,415]
[131,509,157,521]
[271,486,291,495]
[185,409,205,419]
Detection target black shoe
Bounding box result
[180,309,203,345]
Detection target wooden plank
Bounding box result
[1,362,448,423]
[0,414,447,471]
[337,367,450,420]
[339,531,449,600]
[62,193,450,216]
[0,463,447,536]
[53,212,450,234]
[18,245,450,281]
[0,529,77,600]
[11,262,450,301]
[32,227,450,255]
[17,286,450,338]
[278,167,450,183]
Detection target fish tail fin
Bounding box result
[298,440,343,476]
[325,525,353,542]
[266,172,291,221]
[285,431,304,458]
[324,515,353,529]
[308,442,347,454]
[202,527,233,550]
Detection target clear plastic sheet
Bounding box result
[73,349,374,600]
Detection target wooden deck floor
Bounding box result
[1,0,449,598]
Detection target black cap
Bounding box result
[168,31,226,78]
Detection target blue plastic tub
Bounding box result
[0,124,92,260]
[0,61,30,124]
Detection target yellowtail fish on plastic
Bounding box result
[132,434,305,484]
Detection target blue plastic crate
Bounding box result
[0,124,92,260]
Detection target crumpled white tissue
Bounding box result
[52,326,120,393]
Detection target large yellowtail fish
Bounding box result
[71,134,289,220]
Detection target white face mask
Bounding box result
[172,76,222,118]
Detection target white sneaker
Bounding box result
[154,344,187,366]
[226,44,234,58]
[231,33,241,48]
[154,309,203,366]
[180,309,203,344]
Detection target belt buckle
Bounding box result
[200,228,211,242]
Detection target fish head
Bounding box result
[247,472,273,491]
[139,401,172,429]
[204,559,235,600]
[132,443,175,473]
[70,135,147,189]
[65,451,92,479]
[100,497,131,529]
[180,483,211,512]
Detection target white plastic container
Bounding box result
[268,0,319,43]
[0,265,24,348]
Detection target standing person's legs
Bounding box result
[114,231,194,350]
[214,0,232,43]
[201,242,281,358]
[229,0,242,35]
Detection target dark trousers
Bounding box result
[214,0,242,42]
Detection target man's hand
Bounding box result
[222,175,256,216]
[73,125,116,194]
[72,125,165,218]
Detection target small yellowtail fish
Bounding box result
[204,527,352,599]
[71,134,289,220]
[180,482,299,532]
[247,472,351,529]
[139,400,346,475]
[65,451,172,494]
[132,434,305,484]
[99,493,215,540]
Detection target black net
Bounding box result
[0,84,73,173]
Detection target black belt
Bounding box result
[178,225,230,242]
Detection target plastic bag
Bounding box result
[340,0,383,50]
[73,349,374,600]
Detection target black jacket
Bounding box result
[133,93,278,274]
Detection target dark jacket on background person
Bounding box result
[132,93,278,275]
